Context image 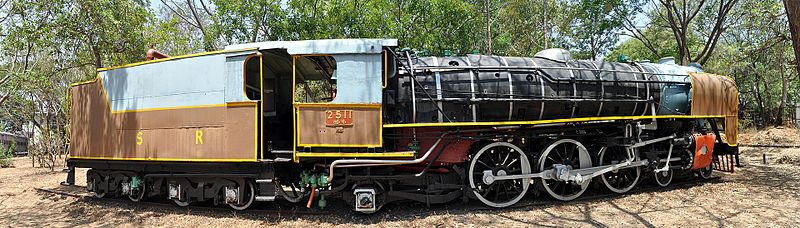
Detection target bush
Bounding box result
[0,144,13,168]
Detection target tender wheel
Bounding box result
[698,165,713,179]
[468,142,531,208]
[538,139,592,201]
[93,192,106,198]
[228,181,255,211]
[173,199,191,207]
[598,147,641,194]
[88,176,106,198]
[127,178,146,202]
[277,181,305,203]
[654,169,673,187]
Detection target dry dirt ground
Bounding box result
[2,129,800,227]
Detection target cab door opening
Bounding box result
[244,50,296,154]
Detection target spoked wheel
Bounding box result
[598,147,641,194]
[228,181,255,211]
[277,180,305,203]
[127,178,146,202]
[538,139,592,201]
[468,142,531,208]
[654,169,673,187]
[698,165,713,179]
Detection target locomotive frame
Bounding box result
[64,39,739,213]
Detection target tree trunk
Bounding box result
[777,51,789,126]
[783,0,800,73]
[752,65,766,128]
[485,0,492,55]
[785,0,800,75]
[543,0,548,49]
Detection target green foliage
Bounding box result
[0,0,157,169]
[0,152,11,168]
[0,141,14,168]
[212,0,287,44]
[566,0,643,60]
[492,0,571,56]
[609,0,795,127]
[607,24,701,62]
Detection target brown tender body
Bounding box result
[689,72,739,146]
[68,79,257,161]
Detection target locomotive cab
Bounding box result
[236,40,399,160]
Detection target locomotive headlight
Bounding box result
[700,145,708,155]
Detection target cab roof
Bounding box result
[224,39,398,55]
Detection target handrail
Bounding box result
[405,65,696,77]
[327,133,448,182]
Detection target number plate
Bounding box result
[325,110,353,126]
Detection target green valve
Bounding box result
[444,49,453,57]
[310,175,318,187]
[409,140,420,152]
[300,171,329,188]
[318,195,327,209]
[300,171,312,186]
[318,173,329,187]
[130,176,141,189]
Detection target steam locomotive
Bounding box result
[65,39,738,213]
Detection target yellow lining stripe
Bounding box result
[110,102,256,114]
[298,143,383,148]
[96,48,258,72]
[294,102,382,108]
[70,75,257,113]
[69,156,257,162]
[292,55,298,162]
[383,115,726,128]
[243,54,260,99]
[383,50,388,88]
[64,87,72,146]
[70,78,100,87]
[258,54,264,160]
[295,151,415,158]
[226,101,258,106]
[295,104,383,148]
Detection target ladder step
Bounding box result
[255,196,275,201]
[271,150,293,154]
[255,179,273,183]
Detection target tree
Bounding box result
[567,0,643,60]
[212,0,287,44]
[784,0,800,76]
[0,0,155,169]
[158,0,218,51]
[656,0,739,65]
[705,0,793,127]
[493,0,571,56]
[608,25,682,62]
